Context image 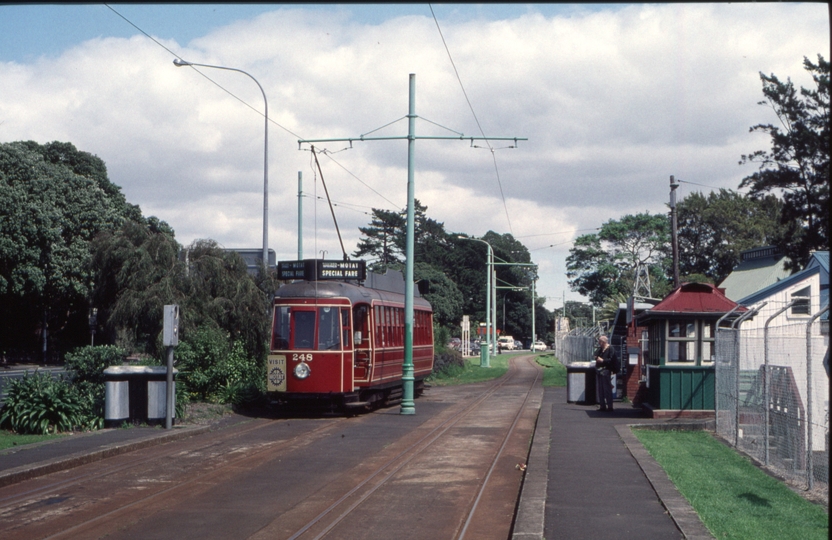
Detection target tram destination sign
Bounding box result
[277,259,367,281]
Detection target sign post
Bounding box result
[163,305,179,429]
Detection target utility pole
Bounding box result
[670,175,680,288]
[299,74,526,414]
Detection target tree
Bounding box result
[353,199,452,273]
[90,217,184,356]
[566,213,671,306]
[0,141,133,360]
[740,55,829,270]
[677,189,787,283]
[414,262,463,329]
[353,208,405,271]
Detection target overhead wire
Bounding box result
[103,3,404,219]
[429,3,514,235]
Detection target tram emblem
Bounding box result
[267,355,287,391]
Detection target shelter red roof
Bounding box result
[639,282,743,319]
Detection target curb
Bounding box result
[511,392,550,539]
[617,424,715,540]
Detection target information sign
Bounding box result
[277,259,366,281]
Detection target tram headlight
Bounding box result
[293,362,311,379]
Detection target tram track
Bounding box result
[0,355,542,540]
[256,354,542,540]
[0,417,346,540]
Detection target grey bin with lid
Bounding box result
[566,362,597,404]
[104,366,177,428]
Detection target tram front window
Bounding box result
[318,307,341,350]
[274,306,344,351]
[273,307,290,350]
[293,310,316,349]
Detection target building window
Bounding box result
[667,320,696,364]
[791,286,811,316]
[701,321,715,365]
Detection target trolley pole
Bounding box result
[298,171,303,260]
[298,74,525,415]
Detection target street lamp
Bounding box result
[173,58,270,271]
[457,235,494,367]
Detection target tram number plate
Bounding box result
[267,355,287,392]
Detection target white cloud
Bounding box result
[0,3,828,312]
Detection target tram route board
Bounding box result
[277,259,367,281]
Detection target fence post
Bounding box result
[805,305,829,490]
[716,307,741,437]
[764,301,798,466]
[731,304,765,447]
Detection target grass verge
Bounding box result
[428,352,567,388]
[428,355,509,386]
[0,430,66,451]
[533,353,566,387]
[633,428,828,540]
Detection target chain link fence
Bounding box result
[716,310,828,502]
[554,326,601,365]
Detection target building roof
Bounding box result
[637,282,742,322]
[719,246,790,302]
[739,251,829,307]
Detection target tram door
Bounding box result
[352,304,372,383]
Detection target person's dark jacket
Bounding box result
[594,345,619,374]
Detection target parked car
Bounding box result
[532,341,547,352]
[513,340,523,350]
[497,336,515,350]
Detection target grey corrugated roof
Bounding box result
[738,251,829,306]
[719,253,790,302]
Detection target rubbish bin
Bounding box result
[566,362,597,404]
[104,366,177,427]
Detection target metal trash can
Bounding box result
[104,366,177,427]
[566,362,597,404]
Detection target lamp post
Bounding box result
[173,59,269,271]
[458,236,494,367]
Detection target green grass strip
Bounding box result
[0,430,66,451]
[633,429,828,540]
[534,353,566,387]
[428,356,509,386]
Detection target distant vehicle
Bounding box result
[513,340,523,350]
[532,341,547,352]
[447,337,461,350]
[497,336,515,350]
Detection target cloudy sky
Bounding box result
[1,3,829,312]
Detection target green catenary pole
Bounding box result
[400,74,417,415]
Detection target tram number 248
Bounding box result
[293,353,313,362]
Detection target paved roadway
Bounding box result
[0,356,542,540]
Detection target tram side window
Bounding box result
[273,306,291,350]
[374,306,383,347]
[341,308,351,349]
[293,310,316,349]
[415,310,423,345]
[318,307,341,350]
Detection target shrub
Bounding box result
[0,373,85,434]
[174,325,230,402]
[63,345,126,430]
[64,345,126,384]
[433,349,465,376]
[175,326,264,405]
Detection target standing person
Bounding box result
[594,335,619,412]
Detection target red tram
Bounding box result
[267,262,434,413]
